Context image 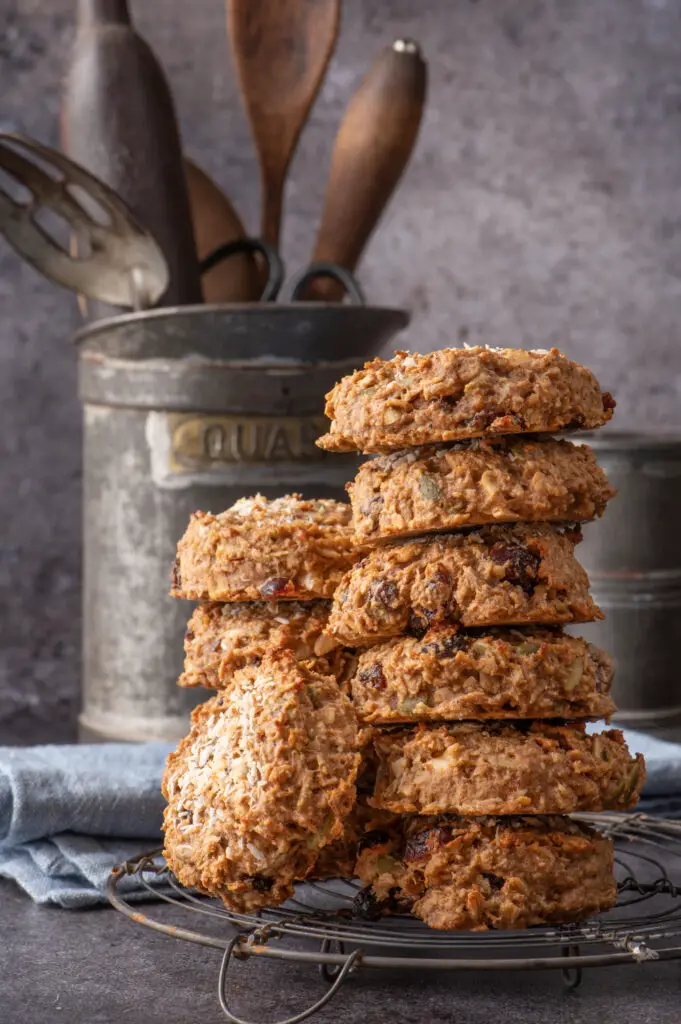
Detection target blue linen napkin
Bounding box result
[0,742,172,907]
[2,729,681,909]
[617,728,681,818]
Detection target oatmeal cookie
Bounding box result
[162,651,361,913]
[317,347,614,453]
[369,722,645,815]
[327,524,601,646]
[170,494,356,602]
[354,815,616,930]
[179,600,347,690]
[352,626,615,723]
[310,802,397,880]
[349,437,615,544]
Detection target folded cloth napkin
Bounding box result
[618,728,681,818]
[0,741,363,915]
[0,742,173,908]
[3,728,681,909]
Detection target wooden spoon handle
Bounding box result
[227,0,341,247]
[308,39,427,301]
[184,158,260,302]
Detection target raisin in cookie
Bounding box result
[349,437,615,544]
[162,651,361,913]
[171,494,356,602]
[351,626,615,723]
[179,600,346,690]
[327,523,601,646]
[354,815,616,930]
[317,347,614,454]
[369,721,645,816]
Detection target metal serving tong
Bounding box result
[0,133,168,310]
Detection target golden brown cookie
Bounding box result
[170,494,356,602]
[327,523,601,647]
[351,626,615,723]
[349,437,615,544]
[369,722,645,816]
[354,815,616,930]
[162,651,361,913]
[317,347,614,453]
[179,600,346,690]
[309,802,397,880]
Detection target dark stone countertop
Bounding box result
[2,877,681,1024]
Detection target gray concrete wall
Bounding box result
[2,0,681,742]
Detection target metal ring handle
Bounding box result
[281,261,366,304]
[200,237,284,302]
[561,944,583,991]
[218,935,362,1024]
[319,938,346,983]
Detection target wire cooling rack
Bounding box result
[108,812,681,1024]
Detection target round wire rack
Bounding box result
[109,812,681,1024]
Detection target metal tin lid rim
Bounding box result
[72,301,410,345]
[72,303,410,365]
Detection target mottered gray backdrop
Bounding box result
[2,0,681,741]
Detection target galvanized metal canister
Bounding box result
[575,432,681,740]
[75,303,408,742]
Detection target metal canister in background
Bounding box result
[575,433,681,740]
[0,134,412,744]
[76,303,407,742]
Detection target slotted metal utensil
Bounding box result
[0,133,168,309]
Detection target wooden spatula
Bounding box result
[226,0,341,248]
[184,158,260,302]
[306,39,427,301]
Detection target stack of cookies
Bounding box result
[317,346,646,930]
[160,348,646,931]
[163,494,365,910]
[170,494,355,689]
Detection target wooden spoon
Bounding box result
[226,0,341,248]
[184,158,260,302]
[305,39,427,301]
